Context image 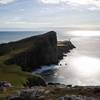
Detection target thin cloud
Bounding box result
[41,0,100,5]
[20,9,25,12]
[41,0,61,4]
[41,0,100,10]
[0,0,15,4]
[88,7,100,11]
[0,20,52,28]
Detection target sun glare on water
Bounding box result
[69,31,100,37]
[72,56,100,77]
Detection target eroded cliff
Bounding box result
[0,31,75,72]
[5,31,58,71]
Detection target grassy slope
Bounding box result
[0,32,58,87]
[0,54,32,87]
[0,35,50,99]
[0,36,39,87]
[0,54,32,99]
[0,37,73,87]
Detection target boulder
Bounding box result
[0,81,12,88]
[8,89,45,100]
[25,76,47,87]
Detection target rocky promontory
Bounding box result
[57,41,75,60]
[0,31,75,72]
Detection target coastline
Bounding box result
[0,31,75,72]
[0,31,89,100]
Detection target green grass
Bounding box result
[0,62,43,99]
[0,42,33,86]
[0,63,32,86]
[0,36,37,87]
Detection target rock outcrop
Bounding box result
[25,76,47,87]
[0,31,75,72]
[8,88,46,100]
[8,85,99,100]
[58,95,97,100]
[57,41,75,60]
[5,31,58,71]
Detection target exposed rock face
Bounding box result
[1,31,75,72]
[8,88,46,100]
[25,76,47,87]
[57,41,75,60]
[6,31,58,71]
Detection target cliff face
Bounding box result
[57,41,75,60]
[0,31,75,72]
[5,31,58,71]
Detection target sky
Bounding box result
[0,0,100,30]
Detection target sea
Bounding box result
[1,30,100,86]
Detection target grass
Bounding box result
[0,64,43,100]
[0,41,33,86]
[0,54,31,87]
[0,64,42,87]
[0,56,38,99]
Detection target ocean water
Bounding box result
[0,31,44,43]
[35,30,100,86]
[1,30,100,86]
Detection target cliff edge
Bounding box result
[0,31,75,72]
[5,31,58,71]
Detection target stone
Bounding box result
[58,95,97,100]
[8,88,45,100]
[25,76,47,87]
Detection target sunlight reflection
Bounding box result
[72,56,100,77]
[69,31,100,36]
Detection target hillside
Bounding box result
[0,31,75,86]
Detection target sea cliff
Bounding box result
[0,31,75,72]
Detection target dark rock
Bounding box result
[48,83,55,85]
[93,88,100,95]
[8,89,46,100]
[67,85,72,88]
[0,43,11,56]
[48,82,61,85]
[57,41,75,60]
[25,76,47,87]
[2,31,75,72]
[8,97,24,100]
[5,31,58,72]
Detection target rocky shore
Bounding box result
[7,84,100,100]
[57,40,75,60]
